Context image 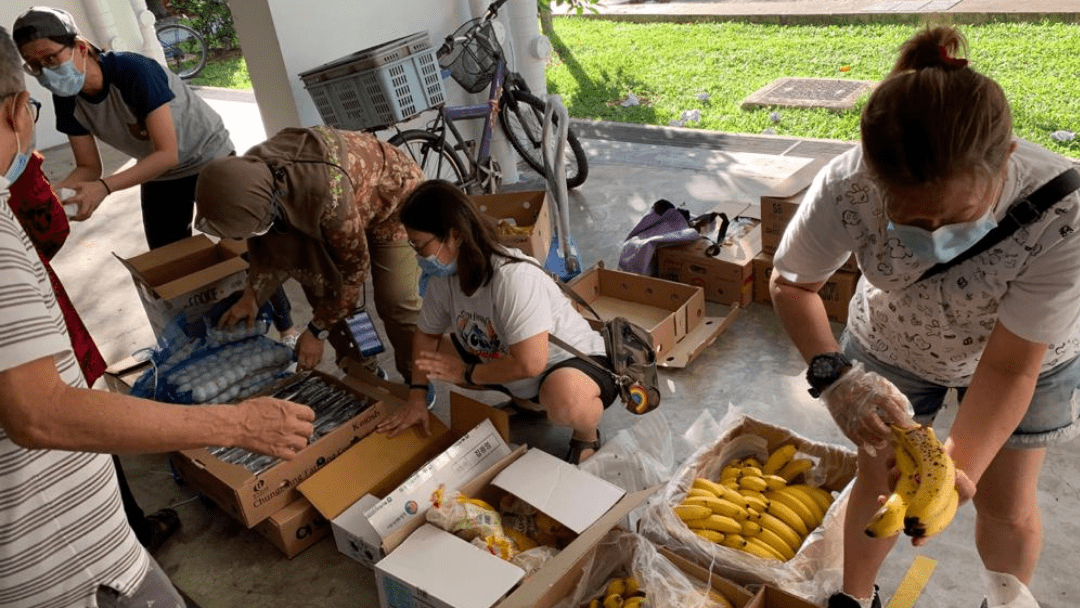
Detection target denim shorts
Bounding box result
[840,332,1080,449]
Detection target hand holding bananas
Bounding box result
[864,425,970,541]
[820,361,915,456]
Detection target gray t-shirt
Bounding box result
[54,51,233,180]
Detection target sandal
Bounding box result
[565,431,602,465]
[142,507,181,554]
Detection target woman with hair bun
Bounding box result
[771,25,1080,607]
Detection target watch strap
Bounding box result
[307,320,329,340]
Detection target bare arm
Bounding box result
[63,105,181,221]
[0,356,315,459]
[947,323,1046,485]
[56,134,103,188]
[769,271,838,362]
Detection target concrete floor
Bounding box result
[42,87,1080,608]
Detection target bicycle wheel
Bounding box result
[389,130,469,187]
[499,88,589,190]
[156,23,207,80]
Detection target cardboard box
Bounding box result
[298,391,513,567]
[567,264,740,368]
[656,220,762,307]
[102,354,151,394]
[252,497,330,559]
[170,370,395,528]
[473,190,552,263]
[753,253,859,324]
[375,448,639,608]
[116,235,249,340]
[746,585,824,608]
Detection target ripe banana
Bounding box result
[739,518,762,536]
[763,444,797,475]
[767,500,809,537]
[606,578,626,597]
[894,425,958,538]
[800,484,835,514]
[864,435,921,538]
[623,598,644,608]
[767,488,820,529]
[755,527,797,560]
[741,493,770,514]
[687,487,715,499]
[684,495,748,520]
[692,528,725,544]
[759,512,803,553]
[777,457,814,482]
[738,475,769,493]
[683,513,743,534]
[784,484,828,523]
[720,532,748,549]
[744,536,785,561]
[674,504,713,521]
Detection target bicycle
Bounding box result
[155,17,208,80]
[388,0,588,193]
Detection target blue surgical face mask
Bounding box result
[3,131,31,184]
[889,207,998,264]
[35,50,87,97]
[416,241,457,277]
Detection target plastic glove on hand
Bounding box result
[821,360,915,456]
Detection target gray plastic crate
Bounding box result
[300,32,446,131]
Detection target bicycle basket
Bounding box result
[438,18,501,93]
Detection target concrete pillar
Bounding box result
[225,0,301,136]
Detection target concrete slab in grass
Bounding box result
[741,77,876,112]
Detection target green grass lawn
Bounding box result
[192,20,1080,157]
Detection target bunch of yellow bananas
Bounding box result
[582,575,645,608]
[865,425,959,539]
[673,444,834,562]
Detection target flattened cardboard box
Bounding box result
[753,253,858,324]
[375,448,635,608]
[473,190,552,264]
[170,370,395,528]
[567,264,739,368]
[252,496,330,559]
[115,235,248,340]
[656,221,762,307]
[298,391,513,567]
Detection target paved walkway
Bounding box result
[568,0,1077,22]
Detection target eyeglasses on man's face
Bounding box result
[27,98,41,123]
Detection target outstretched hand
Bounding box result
[232,396,315,459]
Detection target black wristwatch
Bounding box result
[806,352,852,398]
[307,320,330,341]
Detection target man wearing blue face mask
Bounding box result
[769,26,1080,608]
[12,6,234,251]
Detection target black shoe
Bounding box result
[827,586,881,608]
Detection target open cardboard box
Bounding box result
[102,354,151,394]
[567,263,740,368]
[375,448,645,608]
[746,585,825,608]
[298,391,514,567]
[657,220,762,307]
[115,235,249,340]
[473,190,552,263]
[169,370,398,528]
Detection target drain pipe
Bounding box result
[542,95,579,276]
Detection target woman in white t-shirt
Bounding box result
[770,26,1080,608]
[375,180,618,464]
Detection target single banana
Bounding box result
[784,484,828,523]
[674,503,714,521]
[762,474,789,491]
[738,475,769,493]
[744,536,785,561]
[759,512,803,553]
[624,576,641,597]
[622,598,644,608]
[719,465,741,481]
[777,457,814,482]
[687,487,715,499]
[767,488,820,529]
[603,594,624,608]
[767,500,810,537]
[755,527,797,560]
[894,426,957,537]
[588,599,600,608]
[692,528,725,544]
[606,578,627,598]
[864,493,908,538]
[739,518,763,536]
[720,532,748,548]
[763,444,797,476]
[683,513,743,534]
[907,487,959,538]
[740,465,764,478]
[741,456,764,469]
[741,493,770,514]
[745,507,762,521]
[683,496,748,520]
[800,484,835,514]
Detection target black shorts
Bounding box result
[451,334,619,408]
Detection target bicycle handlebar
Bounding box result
[485,0,511,20]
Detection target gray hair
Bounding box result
[0,26,25,101]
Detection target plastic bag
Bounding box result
[549,530,736,608]
[636,405,857,605]
[982,570,1040,608]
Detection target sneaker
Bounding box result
[282,334,298,350]
[827,587,881,608]
[375,366,388,381]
